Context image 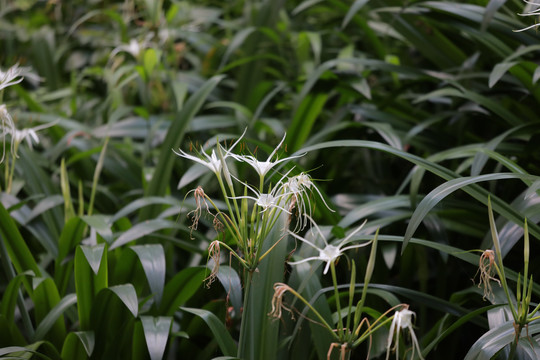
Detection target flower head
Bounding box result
[232,133,306,178]
[514,0,540,32]
[110,39,146,59]
[386,306,424,360]
[0,64,40,91]
[285,172,335,230]
[0,116,58,159]
[229,173,292,214]
[173,129,246,176]
[288,216,369,274]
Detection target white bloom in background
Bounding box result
[173,129,246,176]
[232,133,305,178]
[110,39,146,59]
[288,216,369,274]
[386,307,424,360]
[0,64,40,91]
[4,120,59,156]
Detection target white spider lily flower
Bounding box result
[514,0,540,32]
[386,307,424,360]
[110,39,143,58]
[0,64,40,91]
[285,172,335,229]
[229,174,292,213]
[288,216,369,274]
[174,147,223,174]
[5,120,59,156]
[232,133,306,178]
[173,129,246,176]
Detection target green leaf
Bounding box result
[33,294,77,343]
[216,266,243,317]
[1,270,34,324]
[464,320,540,360]
[80,244,106,275]
[181,307,237,357]
[131,245,166,306]
[219,27,257,69]
[80,215,113,243]
[287,92,328,152]
[55,217,86,296]
[141,316,172,360]
[110,219,180,250]
[110,196,182,224]
[61,331,94,359]
[31,278,66,349]
[159,266,206,316]
[109,284,139,318]
[403,173,539,251]
[489,62,518,88]
[75,245,108,330]
[292,140,540,250]
[238,213,288,360]
[341,0,370,29]
[0,201,41,287]
[143,48,159,77]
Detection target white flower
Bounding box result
[514,0,540,32]
[386,307,424,360]
[174,147,223,174]
[0,64,40,91]
[232,133,305,178]
[288,216,369,274]
[229,174,292,214]
[110,39,146,59]
[173,129,246,176]
[3,120,59,156]
[285,172,335,229]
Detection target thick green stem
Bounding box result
[237,270,254,359]
[331,261,345,339]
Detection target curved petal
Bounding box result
[287,230,323,251]
[288,256,320,265]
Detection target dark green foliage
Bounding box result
[1,0,540,359]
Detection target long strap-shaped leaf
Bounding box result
[293,140,540,252]
[403,173,539,251]
[181,307,237,357]
[0,201,41,294]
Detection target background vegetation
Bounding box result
[1,0,540,359]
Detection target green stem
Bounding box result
[286,285,340,340]
[88,137,109,217]
[238,270,254,359]
[508,324,522,360]
[331,261,345,339]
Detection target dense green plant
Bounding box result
[1,0,540,359]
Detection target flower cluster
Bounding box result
[174,131,332,276]
[386,307,424,360]
[176,131,426,360]
[0,64,57,160]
